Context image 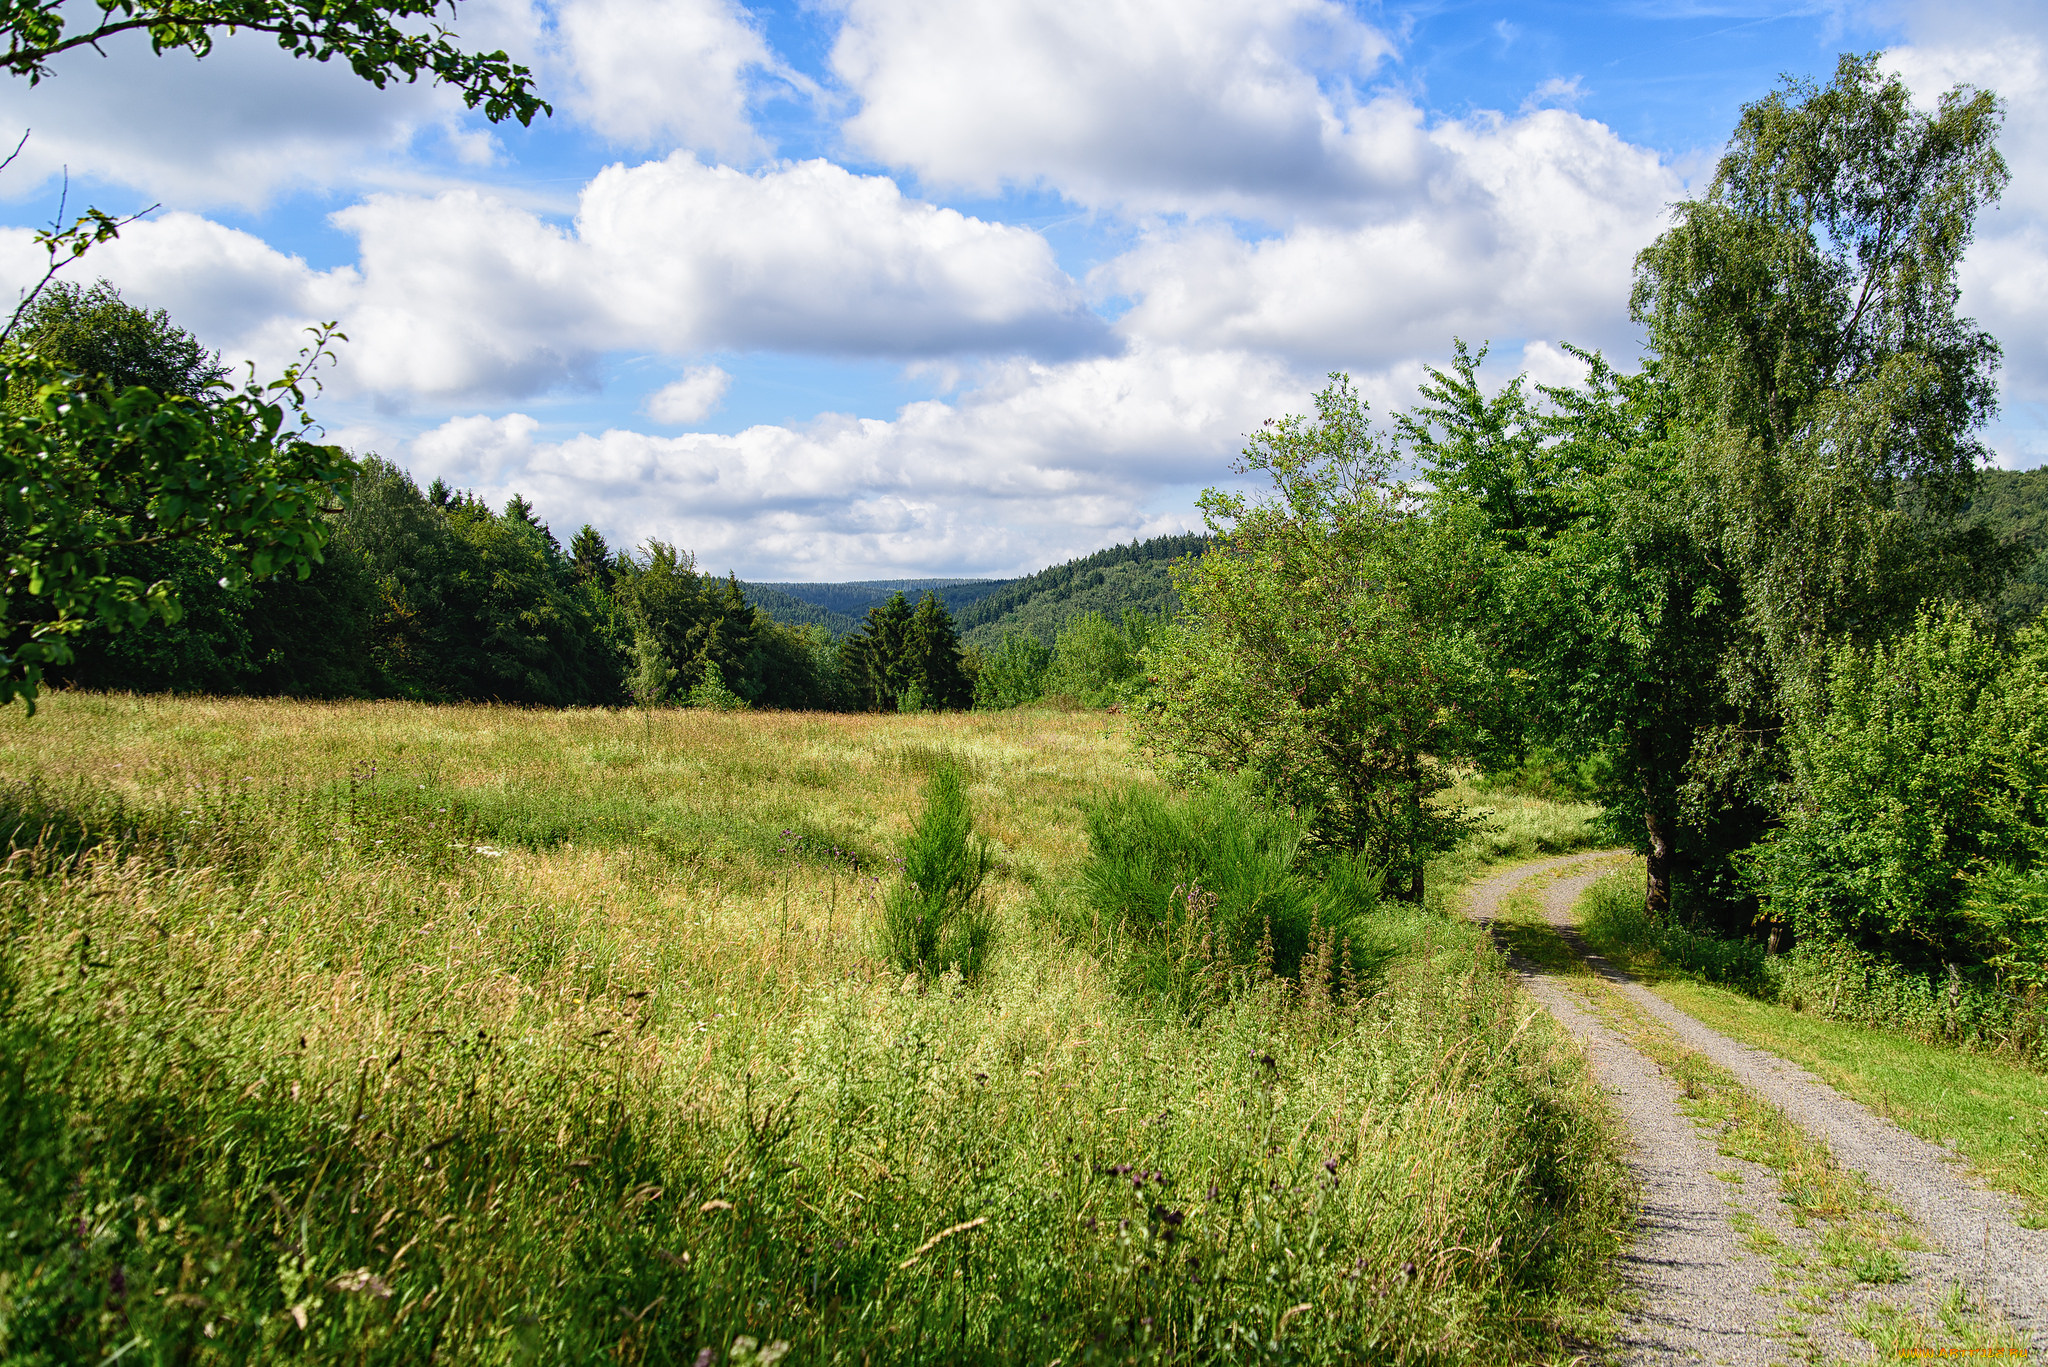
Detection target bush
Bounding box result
[687,659,749,711]
[879,761,995,979]
[971,633,1051,710]
[1578,868,1771,992]
[1579,865,2048,1068]
[1746,606,2048,973]
[1043,610,1149,707]
[1069,782,1383,1008]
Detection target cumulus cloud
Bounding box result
[0,0,782,207]
[0,155,1109,402]
[646,365,732,423]
[1886,3,2048,462]
[0,28,460,209]
[550,0,775,156]
[831,0,1404,216]
[1100,108,1680,366]
[397,344,1306,577]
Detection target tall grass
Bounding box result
[0,695,1632,1362]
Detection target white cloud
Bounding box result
[1886,5,2048,462]
[0,0,780,208]
[646,365,732,422]
[1521,76,1586,115]
[1100,107,1679,367]
[0,155,1109,402]
[0,29,460,209]
[398,344,1306,577]
[0,210,356,373]
[831,0,1403,217]
[551,0,774,156]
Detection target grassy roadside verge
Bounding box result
[1570,864,2048,1224]
[1,693,1635,1364]
[1487,901,2025,1363]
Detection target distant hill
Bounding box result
[955,532,1207,648]
[736,582,865,636]
[740,578,1009,636]
[1967,467,2048,625]
[737,538,1208,644]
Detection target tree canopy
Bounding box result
[0,0,547,124]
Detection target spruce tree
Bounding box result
[906,592,973,709]
[843,591,917,711]
[570,525,615,588]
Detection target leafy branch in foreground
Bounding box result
[0,0,548,125]
[0,327,356,710]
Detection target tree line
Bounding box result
[3,281,1180,714]
[1139,56,2043,1023]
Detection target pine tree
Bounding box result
[843,592,917,711]
[570,524,616,588]
[906,592,972,709]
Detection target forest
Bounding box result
[3,288,1174,718]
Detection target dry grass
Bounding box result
[0,694,1634,1364]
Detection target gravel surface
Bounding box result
[1468,853,2048,1361]
[1467,858,1797,1365]
[1524,863,2048,1350]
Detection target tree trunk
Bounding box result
[1638,736,1674,920]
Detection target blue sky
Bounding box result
[2,0,2043,577]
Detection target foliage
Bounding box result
[1141,376,1487,895]
[1960,468,2048,627]
[955,532,1205,648]
[746,577,1004,632]
[0,0,548,125]
[686,658,749,711]
[1066,781,1390,1010]
[1,329,355,710]
[1578,864,2047,1070]
[1746,606,2048,981]
[626,628,677,708]
[904,592,972,709]
[0,698,1632,1365]
[1043,609,1151,707]
[737,580,865,636]
[2,280,228,407]
[1631,54,2018,896]
[970,632,1050,710]
[879,760,995,979]
[841,591,971,712]
[1411,343,1750,920]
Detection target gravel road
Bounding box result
[1467,853,2048,1362]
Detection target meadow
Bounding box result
[0,695,1629,1364]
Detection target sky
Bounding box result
[1,0,2044,579]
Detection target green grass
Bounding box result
[0,693,1634,1364]
[1571,863,2048,1222]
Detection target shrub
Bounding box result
[1579,865,2048,1068]
[1070,782,1382,1007]
[1746,606,2048,972]
[627,629,678,707]
[1043,611,1148,707]
[687,658,749,711]
[971,633,1051,710]
[879,761,995,979]
[1578,867,1770,992]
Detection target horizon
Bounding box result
[4,0,2045,580]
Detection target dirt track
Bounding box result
[1467,854,2048,1363]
